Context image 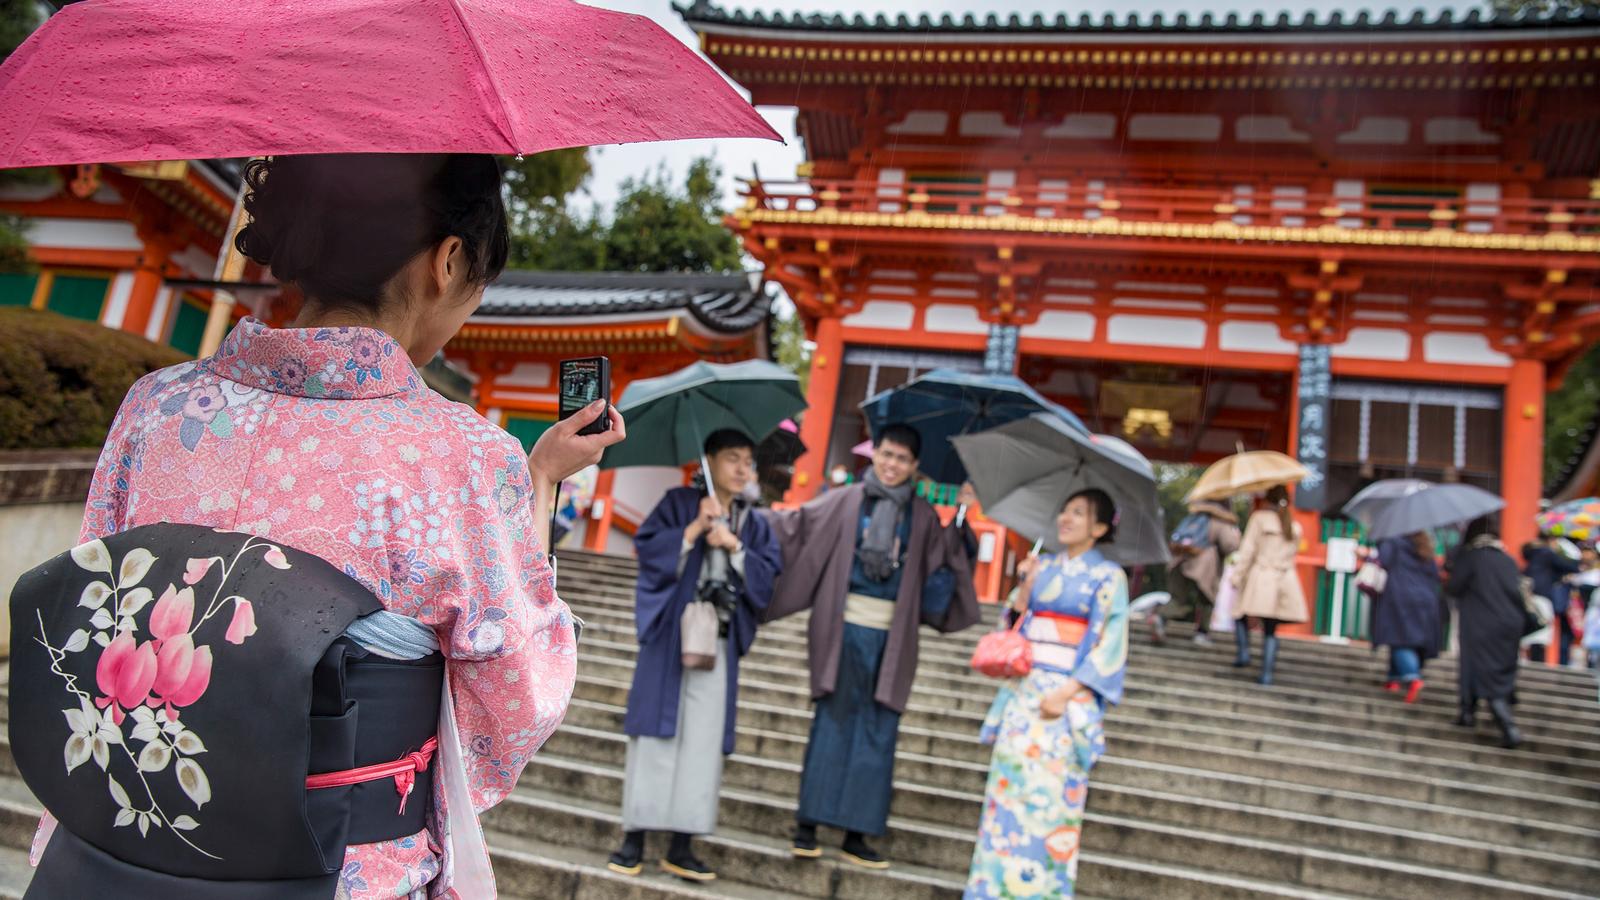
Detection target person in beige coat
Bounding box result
[1230,485,1309,685]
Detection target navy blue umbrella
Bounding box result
[859,369,1088,485]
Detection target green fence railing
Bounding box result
[918,481,962,507]
[1313,519,1459,643]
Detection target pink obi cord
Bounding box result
[305,737,439,815]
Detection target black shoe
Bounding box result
[1257,635,1279,686]
[792,823,821,858]
[1453,699,1476,727]
[841,832,890,870]
[1488,699,1523,749]
[1232,620,1251,667]
[660,833,716,882]
[606,830,645,876]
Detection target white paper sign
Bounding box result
[1324,536,1360,574]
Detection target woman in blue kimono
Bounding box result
[608,429,782,882]
[966,488,1130,900]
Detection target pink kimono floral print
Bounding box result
[41,317,577,898]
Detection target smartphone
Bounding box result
[558,356,611,436]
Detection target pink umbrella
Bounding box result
[852,439,873,458]
[0,0,780,167]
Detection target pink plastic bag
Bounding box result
[1210,562,1240,633]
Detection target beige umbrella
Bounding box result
[1186,450,1308,502]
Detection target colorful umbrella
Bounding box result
[1186,450,1308,502]
[1537,497,1600,541]
[0,0,781,167]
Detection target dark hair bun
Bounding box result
[235,154,509,313]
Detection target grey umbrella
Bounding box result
[1341,478,1435,529]
[1367,483,1505,541]
[951,413,1169,566]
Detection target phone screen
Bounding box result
[558,357,611,436]
[559,359,603,419]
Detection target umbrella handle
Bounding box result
[1030,538,1044,557]
[955,505,967,529]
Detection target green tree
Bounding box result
[1544,344,1600,489]
[514,157,742,273]
[771,307,813,393]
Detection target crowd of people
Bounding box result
[605,420,1133,898]
[1156,490,1598,751]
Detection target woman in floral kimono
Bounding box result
[31,154,624,898]
[965,489,1129,900]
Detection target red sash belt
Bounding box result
[306,736,438,815]
[1029,611,1089,647]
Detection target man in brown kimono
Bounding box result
[765,423,980,868]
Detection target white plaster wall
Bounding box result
[843,301,915,330]
[28,218,142,251]
[0,502,86,656]
[1423,333,1512,367]
[1331,327,1412,361]
[1218,321,1297,355]
[100,272,135,330]
[1021,311,1095,342]
[1106,314,1206,348]
[924,304,988,335]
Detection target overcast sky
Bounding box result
[577,0,1467,214]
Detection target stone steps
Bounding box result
[0,549,1592,899]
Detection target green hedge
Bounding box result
[0,308,187,450]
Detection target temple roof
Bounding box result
[676,1,1600,36]
[476,270,772,335]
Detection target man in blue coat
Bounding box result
[607,429,783,882]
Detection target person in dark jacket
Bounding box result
[1523,533,1581,665]
[1370,532,1445,703]
[608,429,784,881]
[1444,517,1526,748]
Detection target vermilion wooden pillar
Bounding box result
[1500,357,1549,662]
[119,243,170,337]
[789,314,845,504]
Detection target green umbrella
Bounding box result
[599,360,807,476]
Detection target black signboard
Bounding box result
[984,324,1019,374]
[1294,343,1331,511]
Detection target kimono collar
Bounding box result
[201,317,422,400]
[1054,545,1108,571]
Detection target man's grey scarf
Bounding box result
[859,468,913,582]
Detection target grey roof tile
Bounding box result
[474,270,771,335]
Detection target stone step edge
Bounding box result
[575,670,1600,795]
[506,768,1381,900]
[546,721,1600,885]
[529,750,1590,899]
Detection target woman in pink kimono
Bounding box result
[25,154,624,898]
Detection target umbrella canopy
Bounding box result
[1537,497,1600,541]
[1341,478,1435,529]
[1368,483,1506,542]
[0,0,781,167]
[861,369,1089,485]
[599,360,806,471]
[952,414,1169,566]
[1187,451,1308,502]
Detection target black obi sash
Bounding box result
[8,524,444,899]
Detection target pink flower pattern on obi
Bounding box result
[60,318,577,899]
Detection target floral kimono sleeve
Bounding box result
[1070,568,1129,707]
[433,443,577,813]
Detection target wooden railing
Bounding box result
[742,178,1600,237]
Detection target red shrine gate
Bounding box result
[679,2,1600,630]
